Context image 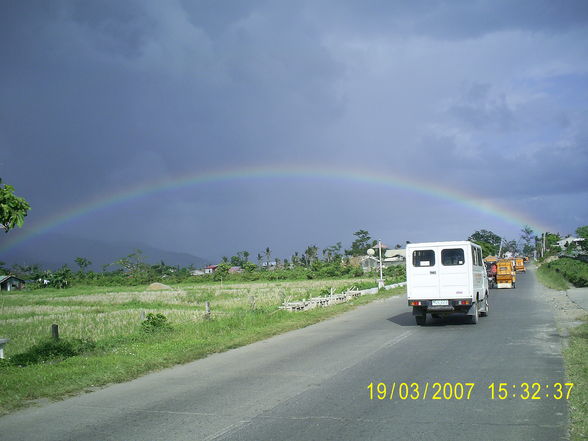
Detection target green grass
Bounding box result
[537,258,588,290]
[565,316,588,441]
[536,258,588,439]
[537,264,570,290]
[0,278,405,414]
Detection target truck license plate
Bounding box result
[432,300,448,306]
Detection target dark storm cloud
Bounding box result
[0,0,343,214]
[1,0,587,260]
[314,0,588,39]
[449,83,515,132]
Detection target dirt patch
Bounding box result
[542,284,587,340]
[147,283,172,291]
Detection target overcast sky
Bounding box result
[1,0,587,262]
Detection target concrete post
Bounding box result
[0,338,9,359]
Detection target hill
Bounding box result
[0,233,210,271]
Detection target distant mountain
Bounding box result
[0,233,210,271]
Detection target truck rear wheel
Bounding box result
[415,315,426,326]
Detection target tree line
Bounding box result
[1,229,407,288]
[468,225,588,259]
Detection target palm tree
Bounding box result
[74,257,92,272]
[303,245,318,267]
[265,247,272,268]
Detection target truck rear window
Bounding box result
[413,250,435,267]
[441,248,465,266]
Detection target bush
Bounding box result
[141,313,172,333]
[49,265,73,289]
[9,338,96,366]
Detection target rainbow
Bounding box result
[0,165,550,253]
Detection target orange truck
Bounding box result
[496,259,516,289]
[515,257,526,273]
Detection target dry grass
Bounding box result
[0,278,372,357]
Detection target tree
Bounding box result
[10,263,43,280]
[151,260,174,277]
[242,261,257,273]
[503,239,519,255]
[346,230,377,256]
[264,247,272,268]
[520,225,535,256]
[576,225,588,251]
[74,257,92,272]
[545,233,561,252]
[0,178,31,233]
[115,249,148,277]
[468,229,502,256]
[213,262,230,281]
[49,265,72,289]
[302,245,319,267]
[474,241,496,258]
[323,242,342,262]
[229,251,250,267]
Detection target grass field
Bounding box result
[0,278,405,414]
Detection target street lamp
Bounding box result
[367,239,385,289]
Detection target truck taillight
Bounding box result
[458,300,470,305]
[409,300,422,306]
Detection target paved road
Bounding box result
[566,286,588,311]
[1,270,568,440]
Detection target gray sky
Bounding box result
[1,0,587,262]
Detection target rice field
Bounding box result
[0,278,373,357]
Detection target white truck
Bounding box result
[406,241,489,325]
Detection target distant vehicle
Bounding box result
[485,261,497,289]
[496,259,516,289]
[406,241,489,325]
[514,257,526,273]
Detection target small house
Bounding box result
[203,265,218,274]
[384,249,406,267]
[0,275,25,291]
[556,237,585,249]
